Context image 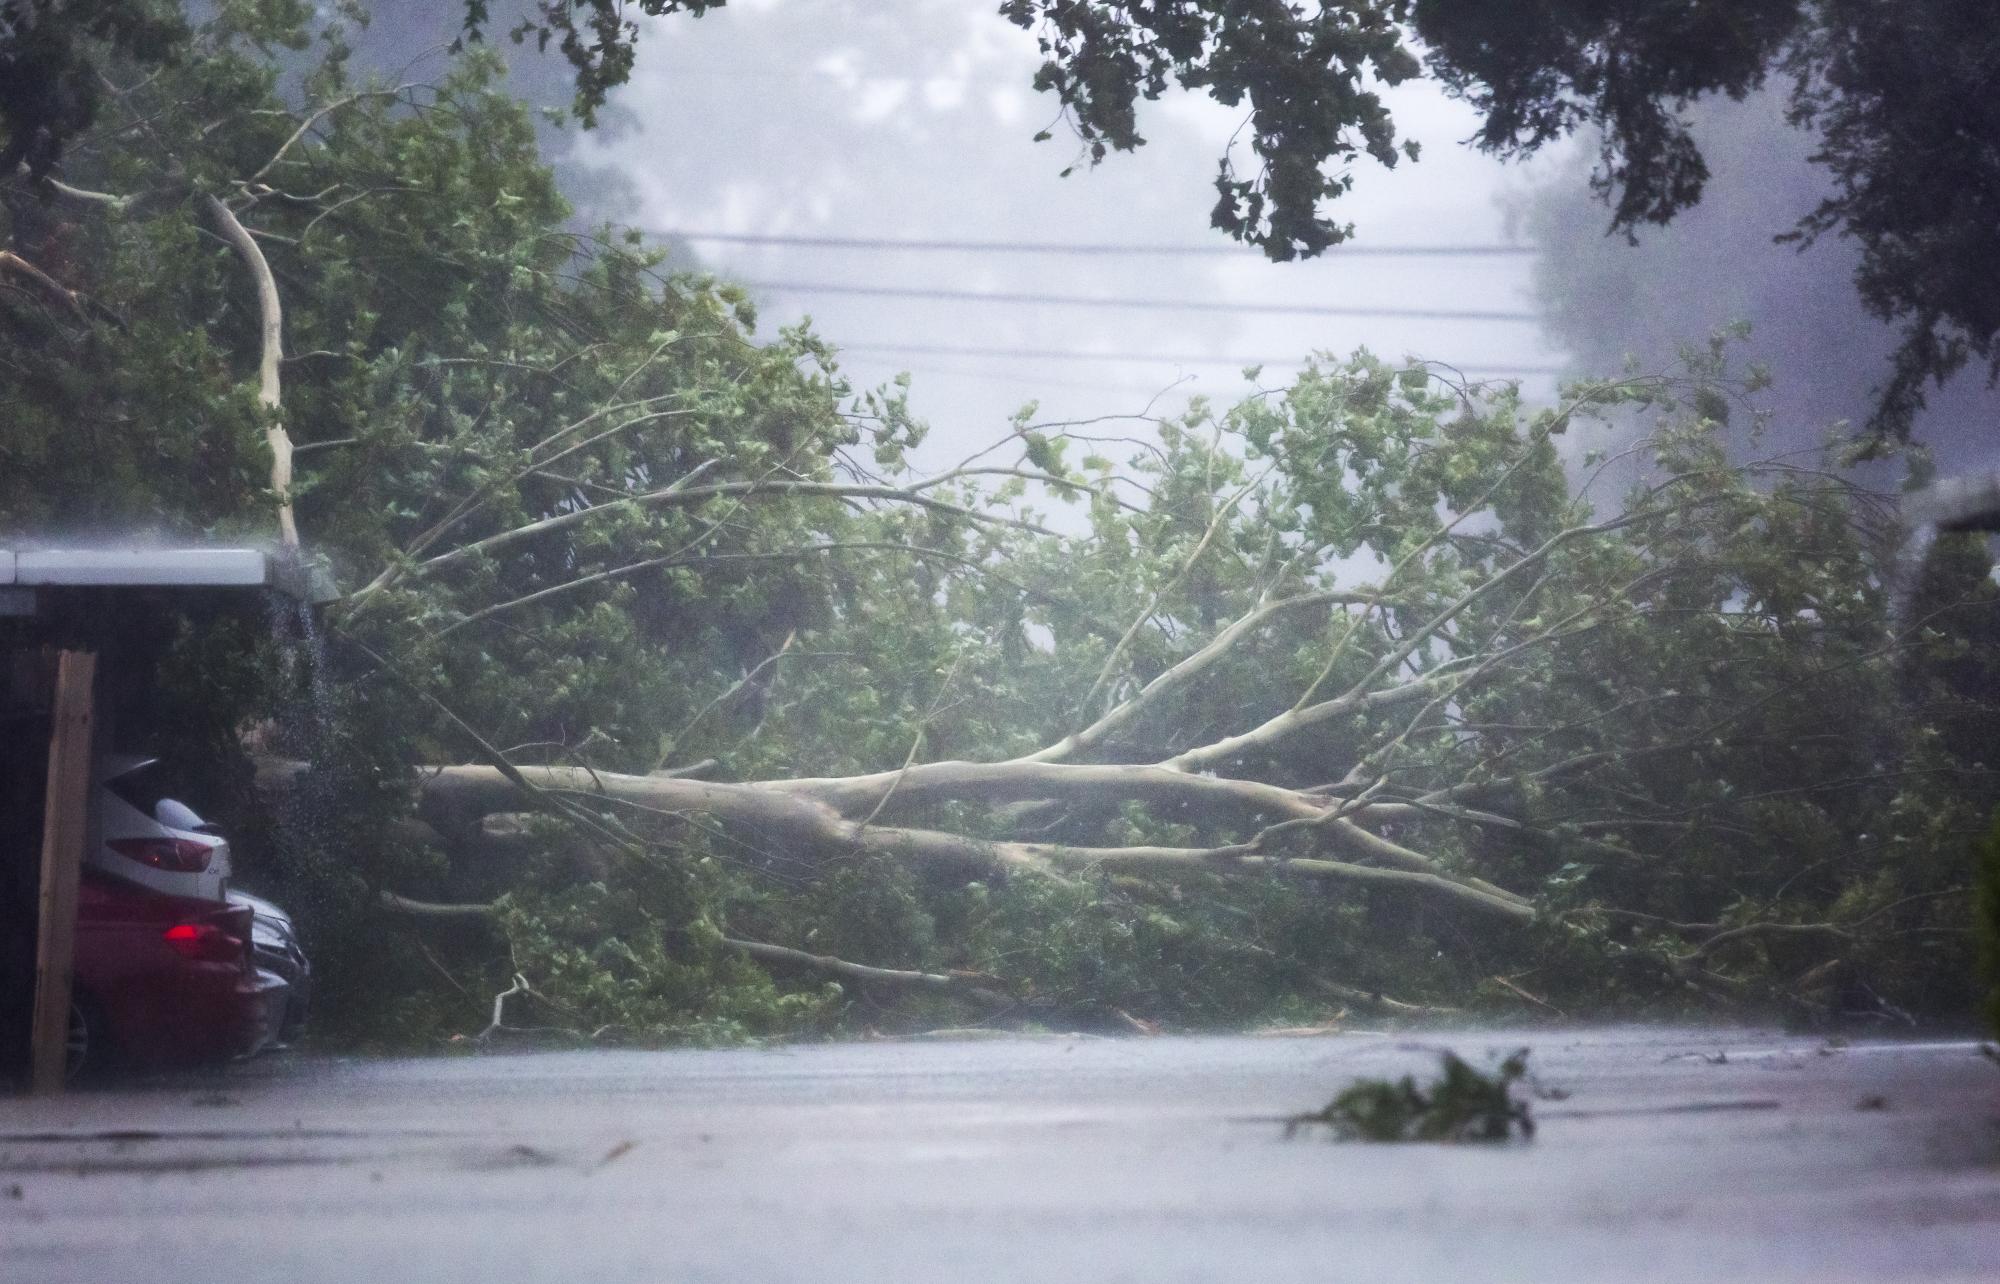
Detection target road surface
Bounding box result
[3,1026,1997,1282]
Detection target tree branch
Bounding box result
[719,936,1012,1005]
[1076,461,1273,714]
[426,480,1055,573]
[430,540,1077,639]
[245,87,412,186]
[201,193,296,548]
[379,890,498,919]
[1015,588,1393,765]
[417,763,1531,920]
[0,249,89,321]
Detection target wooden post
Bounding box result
[29,650,95,1095]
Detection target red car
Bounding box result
[66,870,278,1076]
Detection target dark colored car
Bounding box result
[229,887,312,1047]
[66,870,279,1076]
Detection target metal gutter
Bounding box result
[0,547,273,588]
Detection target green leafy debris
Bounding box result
[1286,1049,1535,1143]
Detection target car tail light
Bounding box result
[163,921,246,963]
[108,836,214,872]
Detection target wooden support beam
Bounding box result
[29,650,95,1095]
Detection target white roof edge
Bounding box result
[0,547,272,588]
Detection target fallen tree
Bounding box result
[7,16,1986,1041]
[319,354,1986,1036]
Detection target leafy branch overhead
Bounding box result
[6,4,1995,441]
[455,0,2000,443]
[7,0,1997,443]
[998,0,1421,261]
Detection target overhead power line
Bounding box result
[906,364,1220,397]
[666,230,1536,258]
[833,341,1563,377]
[743,279,1537,322]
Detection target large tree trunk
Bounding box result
[412,763,1536,924]
[202,194,297,550]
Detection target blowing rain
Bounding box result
[2,3,1997,1281]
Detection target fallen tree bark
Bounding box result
[412,763,1538,923]
[201,193,297,550]
[379,890,498,919]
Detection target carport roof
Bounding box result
[1,547,272,588]
[0,545,333,603]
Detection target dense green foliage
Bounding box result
[2,6,1995,1047]
[0,1,879,1041]
[0,0,187,177]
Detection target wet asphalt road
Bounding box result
[2,1026,1997,1283]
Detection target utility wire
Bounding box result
[664,230,1534,258]
[742,279,1537,322]
[906,364,1206,397]
[833,341,1563,376]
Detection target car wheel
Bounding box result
[66,995,107,1081]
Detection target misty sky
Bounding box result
[342,0,1996,479]
[560,0,1568,468]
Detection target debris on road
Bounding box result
[1285,1048,1535,1143]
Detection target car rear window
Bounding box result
[104,761,207,825]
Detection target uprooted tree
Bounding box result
[342,350,1990,1036]
[2,10,1991,1041]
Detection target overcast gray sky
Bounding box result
[563,0,1567,468]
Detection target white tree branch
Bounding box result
[201,193,297,548]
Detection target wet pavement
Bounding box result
[2,1026,1997,1282]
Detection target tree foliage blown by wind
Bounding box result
[457,0,2000,448]
[0,4,1994,1045]
[9,2,2000,441]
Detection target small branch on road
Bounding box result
[478,973,530,1041]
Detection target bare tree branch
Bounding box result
[417,764,1534,922]
[201,193,296,548]
[1015,588,1394,765]
[0,250,89,322]
[719,936,1012,1005]
[245,86,412,186]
